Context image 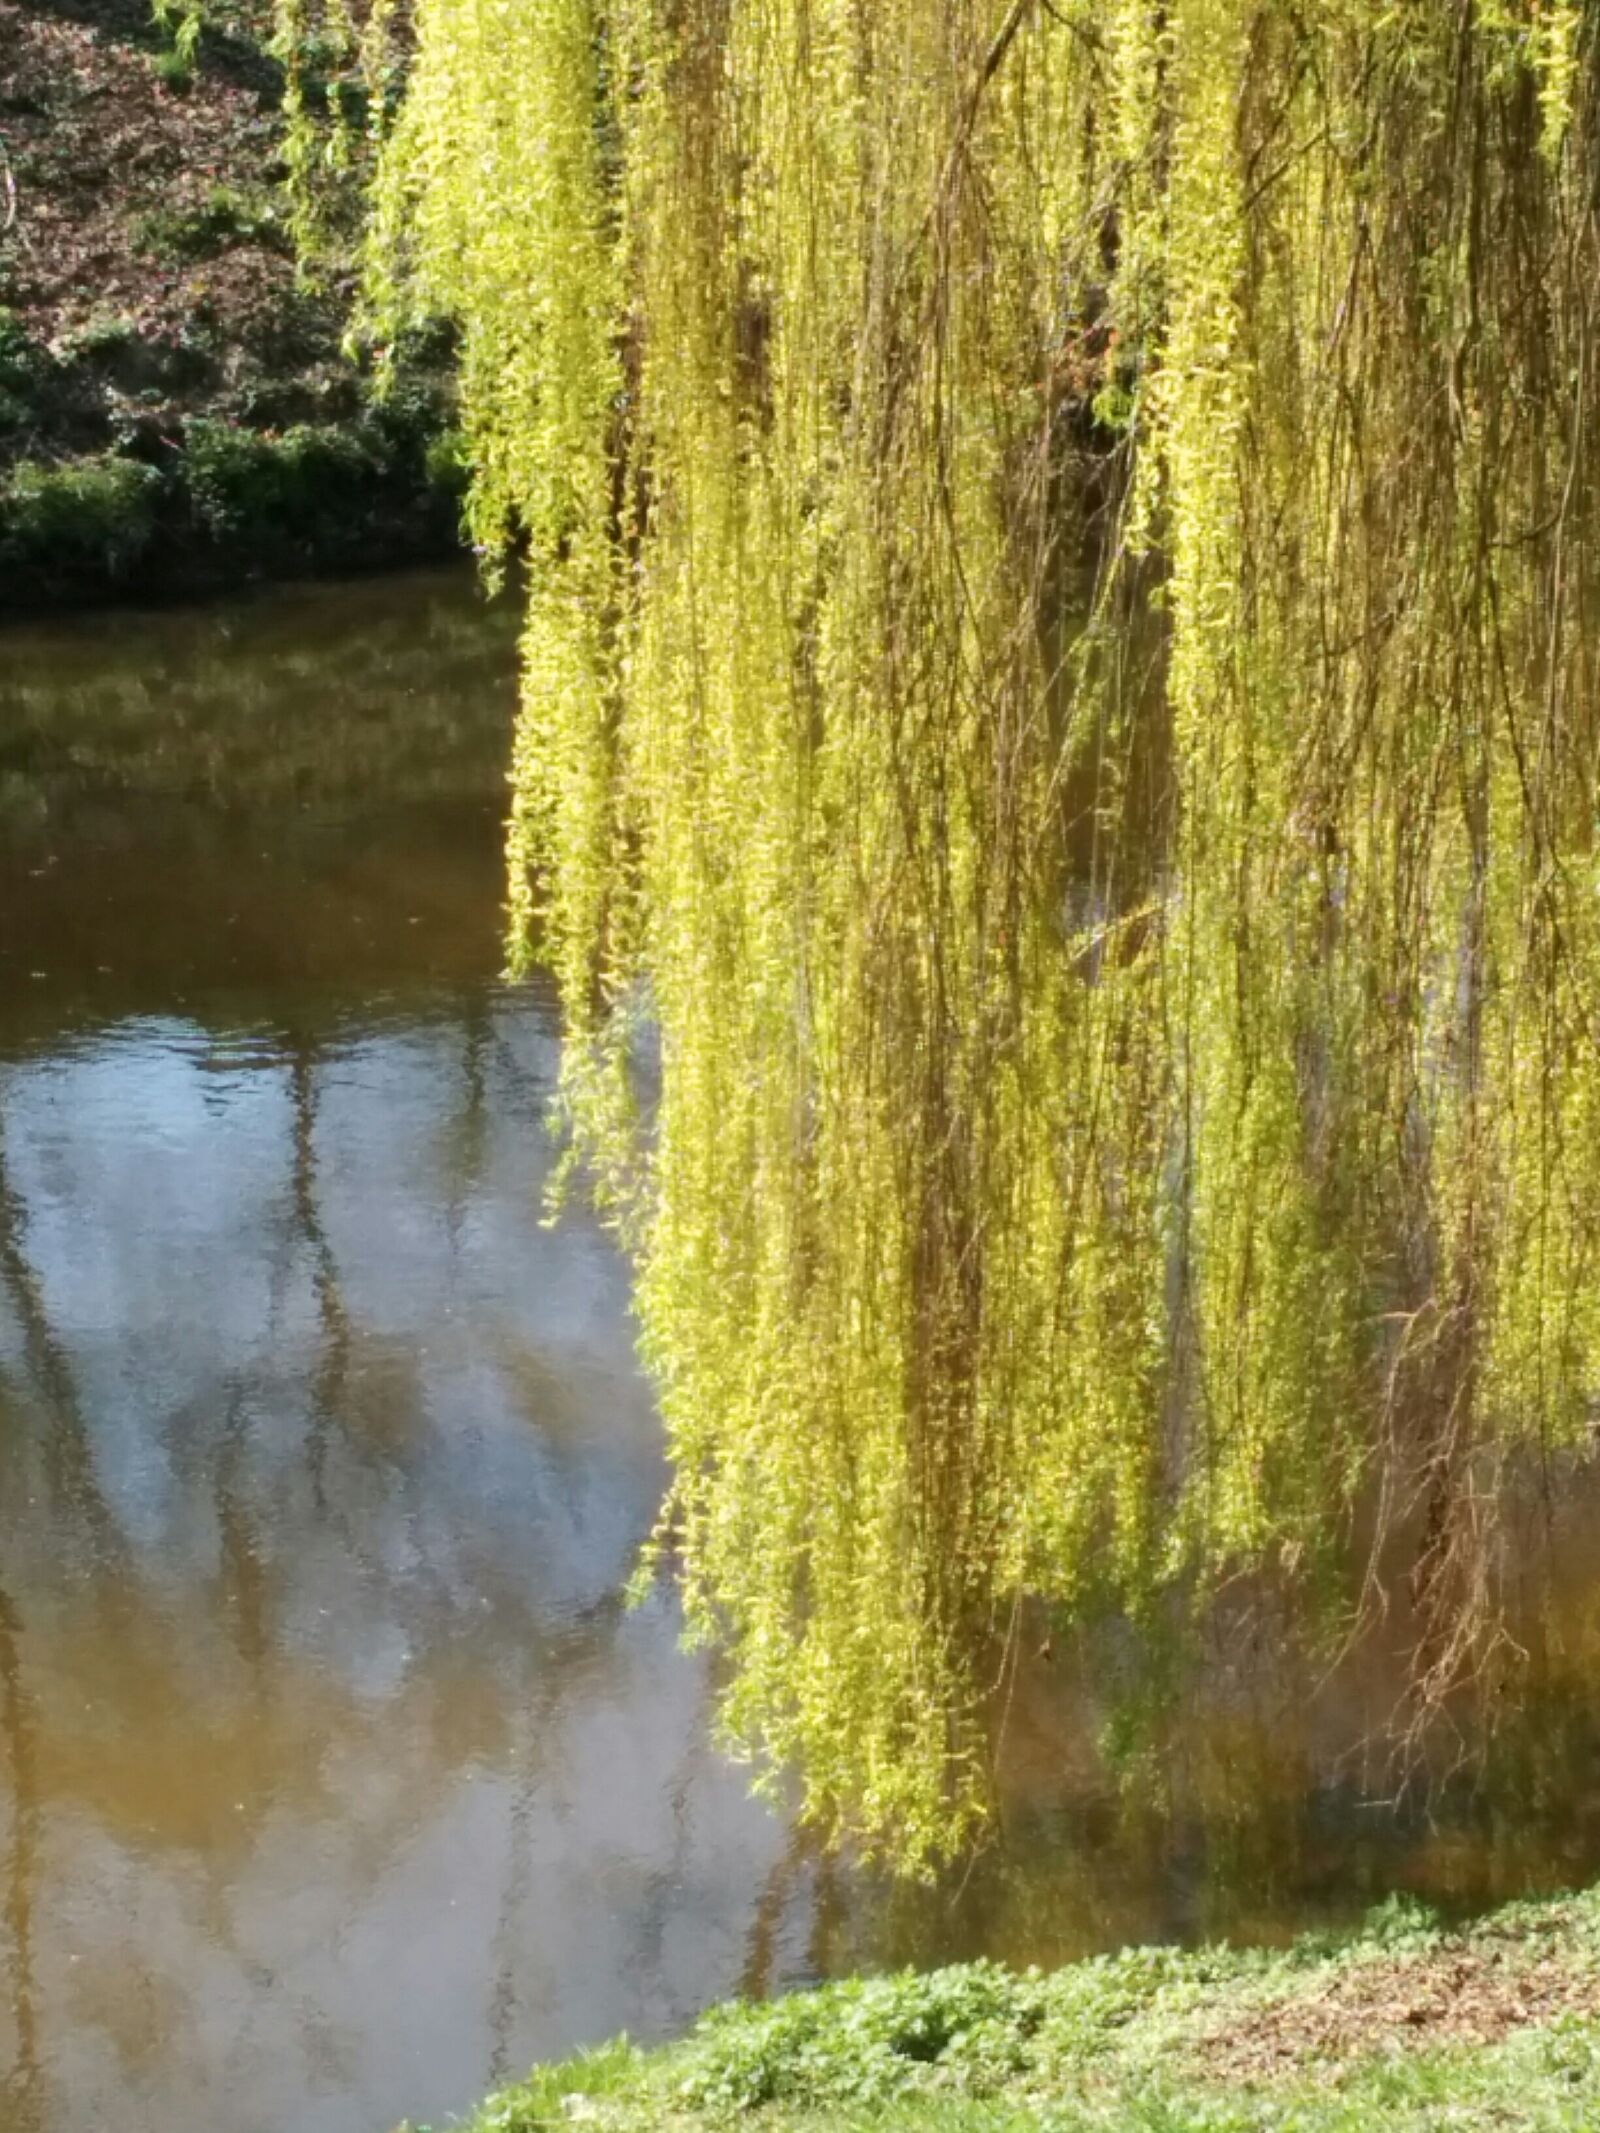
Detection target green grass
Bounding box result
[433,1888,1600,2133]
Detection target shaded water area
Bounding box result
[1,569,1599,2133]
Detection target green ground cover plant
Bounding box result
[443,1889,1600,2133]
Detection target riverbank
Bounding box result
[0,0,464,608]
[449,1886,1600,2132]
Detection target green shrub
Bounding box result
[52,313,139,365]
[0,310,52,435]
[0,457,164,577]
[422,425,470,497]
[184,417,380,541]
[151,41,195,92]
[0,309,45,388]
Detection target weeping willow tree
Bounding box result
[368,0,1599,1868]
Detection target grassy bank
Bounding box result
[441,1887,1600,2132]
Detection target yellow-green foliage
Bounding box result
[151,0,204,78]
[374,0,1600,1870]
[270,0,392,263]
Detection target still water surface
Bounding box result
[2,570,1598,2133]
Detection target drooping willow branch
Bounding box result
[261,0,404,266]
[369,0,1600,1870]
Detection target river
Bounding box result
[2,568,1597,2133]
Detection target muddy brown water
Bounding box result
[1,568,1598,2133]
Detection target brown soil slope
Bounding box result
[0,0,361,461]
[0,0,458,607]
